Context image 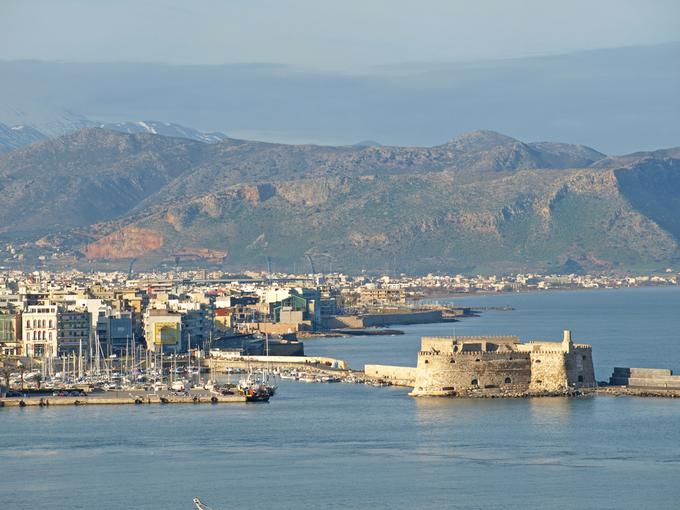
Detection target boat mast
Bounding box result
[131,332,136,373]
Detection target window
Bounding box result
[535,359,541,363]
[505,377,512,384]
[578,375,584,382]
[471,378,478,386]
[424,359,429,364]
[449,359,455,363]
[475,358,481,362]
[582,355,587,360]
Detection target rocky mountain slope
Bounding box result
[0,128,677,273]
[0,122,47,154]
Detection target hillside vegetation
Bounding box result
[0,128,678,273]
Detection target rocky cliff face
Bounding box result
[0,128,678,272]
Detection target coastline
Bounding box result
[417,284,680,301]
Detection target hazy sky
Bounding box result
[2,0,679,69]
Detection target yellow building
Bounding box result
[144,309,182,353]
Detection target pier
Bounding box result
[0,390,246,408]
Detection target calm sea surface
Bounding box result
[2,287,679,509]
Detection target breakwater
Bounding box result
[609,367,680,390]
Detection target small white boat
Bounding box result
[170,380,188,391]
[321,376,341,383]
[152,382,168,392]
[193,497,215,510]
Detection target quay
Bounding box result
[0,390,246,408]
[206,355,349,372]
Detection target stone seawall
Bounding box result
[323,310,443,329]
[364,365,417,386]
[207,355,348,371]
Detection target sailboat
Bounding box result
[188,334,200,376]
[236,334,276,402]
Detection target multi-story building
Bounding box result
[213,308,235,335]
[180,306,212,350]
[144,309,182,353]
[357,287,406,306]
[56,308,91,355]
[22,302,58,357]
[0,309,22,355]
[22,302,90,357]
[96,311,134,356]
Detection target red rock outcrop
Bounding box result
[81,227,164,259]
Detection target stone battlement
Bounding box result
[419,350,530,358]
[422,335,520,342]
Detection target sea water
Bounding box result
[1,287,679,509]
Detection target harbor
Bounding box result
[2,286,680,510]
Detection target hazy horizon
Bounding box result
[2,41,679,154]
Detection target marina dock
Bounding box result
[0,390,247,407]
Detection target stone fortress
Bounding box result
[365,330,596,397]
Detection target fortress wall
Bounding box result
[565,347,596,387]
[422,336,519,348]
[529,351,568,391]
[411,352,532,396]
[420,336,520,354]
[421,337,458,353]
[516,341,563,352]
[364,365,417,386]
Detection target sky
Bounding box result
[1,0,679,70]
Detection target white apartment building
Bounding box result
[22,302,58,357]
[22,301,91,357]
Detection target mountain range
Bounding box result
[0,127,678,274]
[0,119,228,155]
